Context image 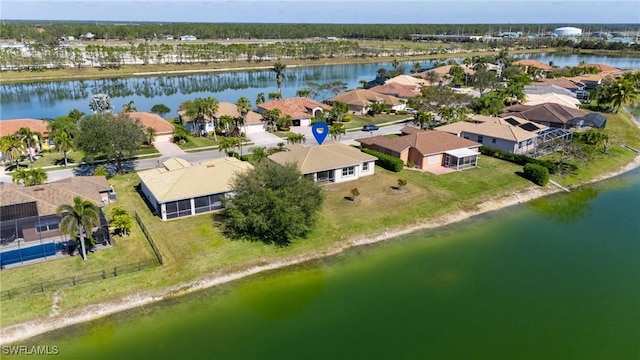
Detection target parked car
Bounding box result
[405,107,417,114]
[362,124,379,131]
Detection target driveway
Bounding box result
[246,131,284,147]
[153,139,186,157]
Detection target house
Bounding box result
[415,64,475,85]
[257,98,331,127]
[435,115,545,154]
[578,63,620,74]
[179,35,197,41]
[126,112,175,142]
[178,102,265,135]
[528,77,584,93]
[500,103,604,129]
[138,157,253,221]
[0,176,112,268]
[369,82,421,99]
[512,59,553,71]
[523,84,577,97]
[267,142,376,183]
[524,93,582,109]
[385,75,428,87]
[0,118,51,152]
[359,126,481,174]
[327,89,405,115]
[567,74,605,90]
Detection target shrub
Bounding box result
[523,163,550,186]
[361,148,404,172]
[93,166,108,177]
[396,110,409,115]
[280,126,290,132]
[342,115,352,123]
[407,160,416,168]
[479,146,557,174]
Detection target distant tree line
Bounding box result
[1,21,638,42]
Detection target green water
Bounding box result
[17,172,640,360]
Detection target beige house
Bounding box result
[138,157,253,221]
[327,89,405,115]
[359,127,481,174]
[178,102,265,135]
[436,115,545,154]
[268,142,377,183]
[257,98,331,127]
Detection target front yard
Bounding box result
[344,113,410,130]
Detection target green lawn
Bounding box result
[344,114,410,130]
[178,136,220,150]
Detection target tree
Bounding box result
[1,134,25,167]
[57,196,100,262]
[15,127,40,163]
[286,132,306,145]
[330,101,348,123]
[329,123,346,141]
[53,130,74,167]
[413,111,435,129]
[235,96,252,136]
[121,100,138,113]
[349,187,360,201]
[296,88,312,98]
[256,92,266,105]
[607,78,640,113]
[261,108,281,132]
[423,70,440,85]
[268,92,282,100]
[250,147,267,164]
[223,163,324,246]
[181,97,219,139]
[370,102,387,115]
[470,68,499,95]
[12,168,28,185]
[438,106,456,124]
[272,61,286,94]
[145,127,156,145]
[110,206,132,237]
[172,124,190,143]
[397,178,408,190]
[89,93,113,114]
[67,109,85,122]
[473,91,506,116]
[411,62,422,74]
[150,103,171,117]
[359,79,369,89]
[24,167,47,186]
[75,113,146,173]
[219,137,241,156]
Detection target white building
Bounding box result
[554,27,582,37]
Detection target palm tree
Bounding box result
[218,137,241,156]
[329,123,346,141]
[57,196,100,263]
[235,97,252,136]
[413,111,435,129]
[424,71,439,85]
[251,147,267,164]
[12,168,28,185]
[359,79,369,89]
[145,127,156,145]
[182,97,219,139]
[53,130,74,167]
[268,92,282,101]
[286,133,306,145]
[438,106,456,124]
[296,89,311,98]
[219,114,234,135]
[15,127,40,163]
[25,167,47,186]
[121,100,138,113]
[272,61,287,94]
[1,134,26,167]
[256,92,266,105]
[607,79,640,113]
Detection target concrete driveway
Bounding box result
[246,131,285,147]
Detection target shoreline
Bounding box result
[2,153,639,345]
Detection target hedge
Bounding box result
[479,146,558,174]
[361,148,404,172]
[523,163,550,186]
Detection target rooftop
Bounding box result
[359,127,480,156]
[258,98,331,120]
[127,112,175,135]
[0,118,51,137]
[268,142,376,174]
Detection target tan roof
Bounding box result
[501,103,586,125]
[328,89,403,107]
[137,157,253,203]
[385,75,428,86]
[267,142,376,174]
[568,74,604,84]
[177,102,263,125]
[127,112,175,135]
[0,119,51,137]
[0,176,110,216]
[369,82,420,98]
[513,59,553,70]
[525,93,581,108]
[530,77,581,90]
[578,63,619,73]
[416,64,475,78]
[359,127,480,156]
[435,119,539,142]
[258,98,331,120]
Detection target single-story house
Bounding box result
[0,118,51,152]
[435,115,544,154]
[578,63,620,74]
[327,89,405,115]
[359,126,481,173]
[385,75,428,87]
[138,157,253,221]
[178,102,265,135]
[523,84,577,97]
[524,93,582,109]
[126,112,175,143]
[368,82,421,99]
[267,142,377,183]
[257,98,331,127]
[567,74,605,90]
[0,176,112,268]
[528,77,584,92]
[512,59,553,71]
[500,103,601,129]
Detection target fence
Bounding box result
[0,259,159,300]
[133,211,163,265]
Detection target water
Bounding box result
[18,170,640,359]
[2,53,638,120]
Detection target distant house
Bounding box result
[359,126,481,174]
[179,35,197,41]
[257,98,331,127]
[138,157,253,221]
[178,102,265,135]
[385,75,428,87]
[327,89,405,115]
[162,34,174,40]
[501,103,606,129]
[126,112,175,142]
[415,64,476,85]
[369,82,421,99]
[524,93,582,109]
[268,142,377,183]
[528,77,584,93]
[512,59,553,71]
[435,115,545,154]
[0,176,112,268]
[578,63,620,74]
[0,118,51,153]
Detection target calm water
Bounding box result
[17,170,640,360]
[2,53,638,120]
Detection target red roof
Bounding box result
[258,98,332,120]
[359,127,480,156]
[127,112,175,135]
[369,83,420,98]
[578,63,619,73]
[513,59,553,71]
[530,77,582,90]
[0,119,51,137]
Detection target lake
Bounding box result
[16,169,640,360]
[1,53,638,120]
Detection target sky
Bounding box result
[1,0,639,24]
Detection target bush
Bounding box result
[342,115,352,123]
[396,110,409,115]
[523,163,550,186]
[479,146,557,174]
[407,160,416,168]
[361,148,404,172]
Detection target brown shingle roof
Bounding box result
[435,119,539,142]
[0,119,51,137]
[512,59,553,71]
[530,77,581,90]
[127,112,175,135]
[268,142,376,174]
[0,176,110,216]
[360,127,480,156]
[369,82,420,98]
[258,98,331,120]
[328,89,403,107]
[501,103,586,125]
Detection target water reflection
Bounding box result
[527,186,599,223]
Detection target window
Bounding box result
[477,135,484,143]
[36,221,60,233]
[342,167,355,177]
[362,162,369,171]
[463,135,470,140]
[491,138,497,144]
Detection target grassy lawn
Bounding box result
[178,136,219,150]
[19,151,86,168]
[271,131,291,139]
[344,114,410,130]
[134,145,161,156]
